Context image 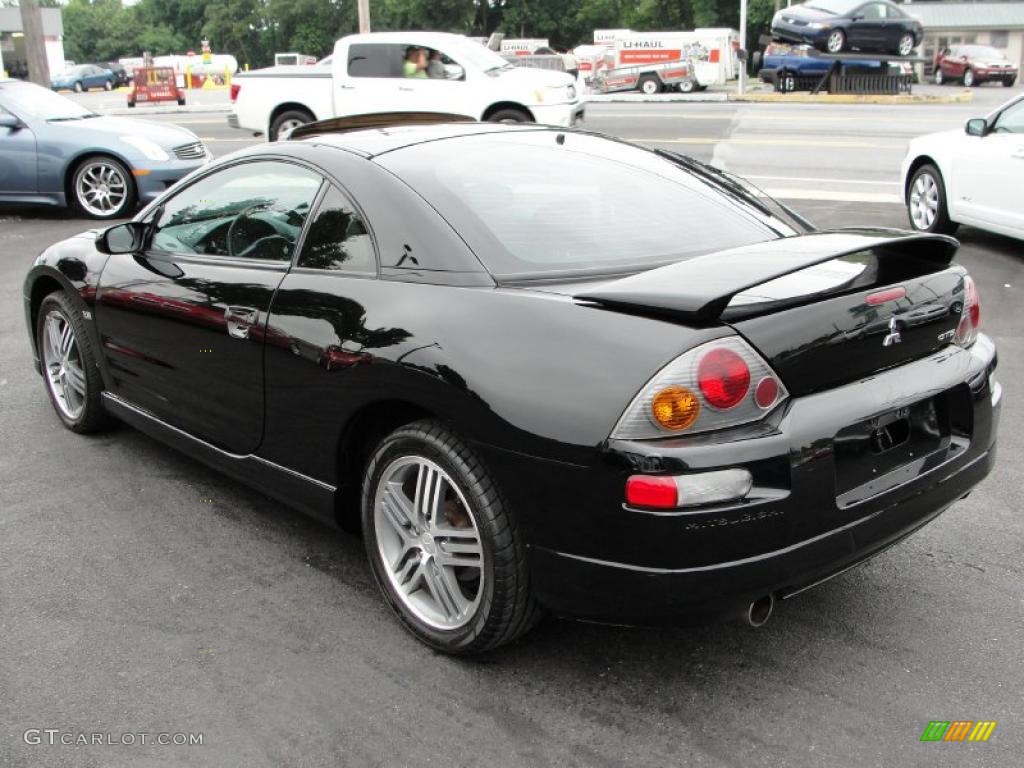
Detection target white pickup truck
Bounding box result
[230,31,586,141]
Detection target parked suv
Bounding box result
[934,45,1018,87]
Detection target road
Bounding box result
[2,98,1023,767]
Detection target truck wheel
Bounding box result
[269,109,313,141]
[679,78,697,94]
[486,108,531,123]
[639,76,661,95]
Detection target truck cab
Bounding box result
[231,32,585,141]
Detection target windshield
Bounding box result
[0,82,96,121]
[806,0,863,15]
[378,132,791,281]
[444,38,512,72]
[959,46,1002,59]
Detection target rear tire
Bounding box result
[934,68,944,85]
[35,291,112,434]
[964,68,975,87]
[907,164,958,235]
[679,78,697,94]
[825,29,846,54]
[269,108,313,141]
[486,107,531,123]
[639,75,661,95]
[896,33,915,57]
[362,419,540,654]
[73,81,83,93]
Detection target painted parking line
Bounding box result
[627,136,904,149]
[766,188,902,203]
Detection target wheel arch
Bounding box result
[481,102,536,122]
[267,102,316,135]
[904,154,942,202]
[333,398,437,531]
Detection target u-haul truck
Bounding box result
[500,38,550,56]
[597,32,702,94]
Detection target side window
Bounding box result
[861,4,885,20]
[347,43,404,78]
[151,161,321,262]
[993,101,1024,134]
[297,186,376,274]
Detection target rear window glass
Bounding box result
[378,132,786,280]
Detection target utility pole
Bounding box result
[19,0,51,87]
[738,0,748,96]
[358,0,370,34]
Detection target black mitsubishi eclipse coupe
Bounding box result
[24,115,1000,654]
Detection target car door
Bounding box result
[340,42,408,115]
[850,4,886,49]
[954,99,1024,233]
[0,106,37,195]
[94,158,323,454]
[390,45,472,115]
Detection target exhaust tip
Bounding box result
[747,594,774,628]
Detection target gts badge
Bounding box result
[937,328,957,344]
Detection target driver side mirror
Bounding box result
[96,222,147,254]
[0,113,22,130]
[965,118,988,137]
[444,63,466,80]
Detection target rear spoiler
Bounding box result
[288,112,475,140]
[574,229,958,323]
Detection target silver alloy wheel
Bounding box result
[374,456,484,631]
[641,78,660,95]
[935,68,943,85]
[41,310,87,420]
[964,69,974,87]
[75,160,128,217]
[909,172,939,230]
[826,30,844,53]
[898,34,914,57]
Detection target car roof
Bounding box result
[297,121,556,158]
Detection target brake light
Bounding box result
[612,338,788,439]
[230,83,241,102]
[955,275,980,347]
[698,348,750,409]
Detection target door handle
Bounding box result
[338,84,355,90]
[398,86,414,92]
[224,306,259,339]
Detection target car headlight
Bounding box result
[567,84,577,100]
[120,135,170,162]
[807,22,827,30]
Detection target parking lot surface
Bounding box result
[2,101,1022,767]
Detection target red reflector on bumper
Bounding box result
[625,475,677,509]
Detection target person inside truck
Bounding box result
[403,47,427,78]
[427,50,447,79]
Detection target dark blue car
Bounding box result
[51,64,115,93]
[758,42,885,84]
[771,0,923,56]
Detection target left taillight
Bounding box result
[230,83,241,102]
[955,275,980,348]
[611,337,788,440]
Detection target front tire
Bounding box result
[362,420,539,654]
[896,33,915,57]
[934,68,944,85]
[907,164,958,235]
[825,29,846,54]
[104,80,112,91]
[964,68,975,87]
[71,156,136,219]
[36,291,111,433]
[73,81,83,93]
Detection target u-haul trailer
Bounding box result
[501,38,550,56]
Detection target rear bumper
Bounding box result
[482,336,1000,625]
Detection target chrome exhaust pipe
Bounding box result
[746,594,774,627]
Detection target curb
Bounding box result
[585,92,730,103]
[102,104,232,116]
[730,89,973,104]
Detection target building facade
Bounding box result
[904,1,1024,75]
[0,7,66,79]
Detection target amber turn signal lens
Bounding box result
[650,386,701,431]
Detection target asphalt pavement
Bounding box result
[1,97,1023,768]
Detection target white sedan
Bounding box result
[901,94,1024,240]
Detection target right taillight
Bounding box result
[955,275,980,348]
[612,337,788,439]
[230,83,241,102]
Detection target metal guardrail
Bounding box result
[830,72,913,95]
[500,54,566,72]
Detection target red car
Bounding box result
[934,44,1018,87]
